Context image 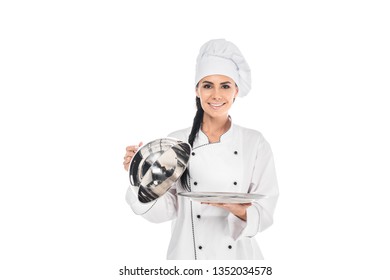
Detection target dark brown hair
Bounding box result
[180,96,203,191]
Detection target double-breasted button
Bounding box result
[198,246,203,250]
[191,152,195,156]
[228,245,232,249]
[194,181,198,186]
[196,215,201,219]
[233,181,237,185]
[234,151,238,155]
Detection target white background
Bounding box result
[1,0,389,279]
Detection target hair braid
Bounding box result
[180,97,203,191]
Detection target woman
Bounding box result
[123,39,279,260]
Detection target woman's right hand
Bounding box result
[123,142,143,171]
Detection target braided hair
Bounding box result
[180,96,203,191]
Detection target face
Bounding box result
[196,75,238,119]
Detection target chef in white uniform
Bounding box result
[124,39,279,260]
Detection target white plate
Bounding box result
[178,192,267,204]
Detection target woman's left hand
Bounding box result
[201,202,252,221]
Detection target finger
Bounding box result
[244,203,252,208]
[201,202,225,205]
[240,203,252,207]
[125,151,136,157]
[126,143,143,150]
[126,145,139,152]
[201,202,227,208]
[123,162,130,171]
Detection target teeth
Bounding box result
[210,103,223,107]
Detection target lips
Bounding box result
[209,103,225,109]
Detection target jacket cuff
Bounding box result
[125,185,156,215]
[228,205,259,240]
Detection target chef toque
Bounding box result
[195,39,251,97]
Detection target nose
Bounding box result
[211,88,223,100]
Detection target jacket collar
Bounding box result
[195,117,235,146]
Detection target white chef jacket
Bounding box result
[126,123,279,260]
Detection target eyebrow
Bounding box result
[202,80,232,85]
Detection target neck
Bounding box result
[201,115,231,143]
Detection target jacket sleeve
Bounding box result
[125,182,178,223]
[125,130,188,223]
[228,138,279,240]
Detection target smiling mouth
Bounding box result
[208,103,225,109]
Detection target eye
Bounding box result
[221,84,231,89]
[203,84,212,89]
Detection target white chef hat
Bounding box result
[195,39,251,97]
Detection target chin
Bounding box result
[205,111,228,119]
